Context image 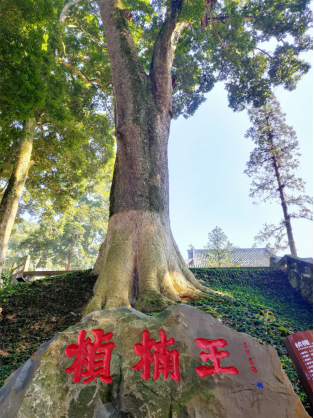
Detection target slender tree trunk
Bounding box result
[66,247,73,271]
[218,249,222,267]
[272,156,297,256]
[84,0,208,314]
[0,118,36,275]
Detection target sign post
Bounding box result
[284,330,313,404]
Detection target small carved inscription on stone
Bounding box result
[243,341,257,373]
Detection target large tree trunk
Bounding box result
[273,156,297,256]
[0,118,36,275]
[84,0,207,314]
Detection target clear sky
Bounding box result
[168,51,313,260]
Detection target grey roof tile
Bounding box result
[186,248,279,268]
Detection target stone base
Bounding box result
[0,305,310,418]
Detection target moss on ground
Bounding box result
[0,267,312,415]
[0,270,97,387]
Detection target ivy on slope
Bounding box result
[0,270,97,388]
[189,268,313,415]
[0,268,312,415]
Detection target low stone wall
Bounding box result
[276,255,313,305]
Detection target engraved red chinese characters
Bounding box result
[132,329,180,381]
[65,329,115,384]
[195,338,239,377]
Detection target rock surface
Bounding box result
[0,305,310,418]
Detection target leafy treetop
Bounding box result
[58,0,312,119]
[0,0,115,214]
[204,226,239,267]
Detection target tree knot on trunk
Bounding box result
[122,9,133,22]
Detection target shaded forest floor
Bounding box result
[0,268,312,415]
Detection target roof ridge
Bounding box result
[192,248,267,252]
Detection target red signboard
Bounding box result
[284,330,313,404]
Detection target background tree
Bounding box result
[3,168,112,272]
[204,226,238,267]
[0,0,114,274]
[20,185,110,271]
[244,95,313,255]
[1,220,38,271]
[53,0,312,314]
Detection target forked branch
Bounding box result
[150,0,186,108]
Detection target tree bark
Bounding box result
[272,155,298,256]
[0,118,37,275]
[84,0,208,314]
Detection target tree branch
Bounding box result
[57,41,112,91]
[243,16,285,45]
[206,14,285,45]
[56,56,110,91]
[60,0,84,23]
[254,47,273,60]
[64,20,107,49]
[0,182,8,195]
[211,20,229,48]
[97,0,148,126]
[150,0,186,109]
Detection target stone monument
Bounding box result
[0,305,310,417]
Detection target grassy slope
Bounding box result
[0,270,97,386]
[188,268,313,415]
[0,268,312,415]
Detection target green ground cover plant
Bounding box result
[189,268,313,414]
[0,270,97,386]
[0,268,312,414]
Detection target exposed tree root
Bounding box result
[83,210,213,315]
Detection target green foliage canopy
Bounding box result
[1,0,311,208]
[0,0,63,121]
[126,0,312,115]
[52,0,312,120]
[0,0,115,213]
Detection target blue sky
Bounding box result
[168,51,313,260]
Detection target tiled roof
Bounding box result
[186,248,278,268]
